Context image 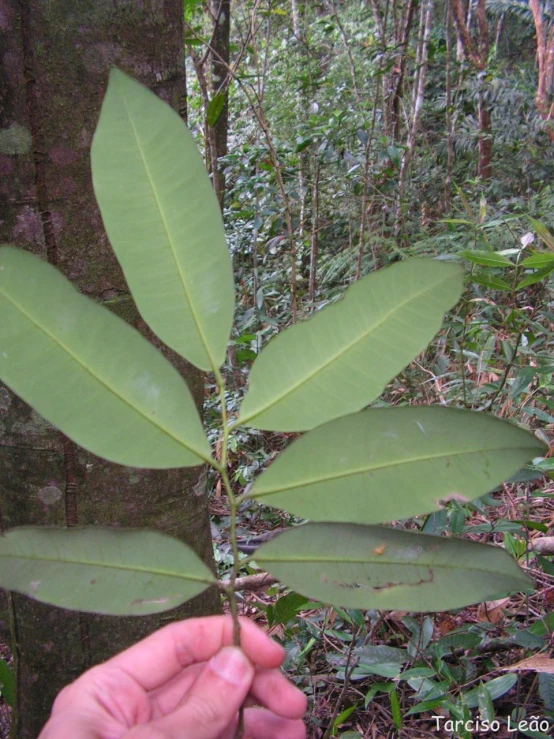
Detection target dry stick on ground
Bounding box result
[530,537,554,555]
[219,572,279,592]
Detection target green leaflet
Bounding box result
[0,247,212,468]
[254,523,534,612]
[529,217,554,251]
[0,527,215,616]
[520,253,554,268]
[91,68,234,371]
[246,407,546,524]
[463,675,518,709]
[238,259,464,431]
[461,250,514,267]
[0,659,14,707]
[207,92,226,127]
[472,274,511,291]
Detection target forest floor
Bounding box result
[212,473,554,738]
[1,478,552,739]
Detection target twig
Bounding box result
[219,572,279,591]
[529,537,554,555]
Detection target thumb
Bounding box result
[153,647,254,739]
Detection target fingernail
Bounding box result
[209,647,251,685]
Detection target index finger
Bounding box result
[106,615,284,691]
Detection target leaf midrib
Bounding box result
[0,549,214,584]
[251,443,536,497]
[256,552,527,578]
[239,269,459,425]
[0,286,212,465]
[120,88,216,372]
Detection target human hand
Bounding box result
[38,615,307,739]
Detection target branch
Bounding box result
[219,572,279,591]
[530,537,554,555]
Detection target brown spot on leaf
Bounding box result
[373,568,434,592]
[129,597,169,607]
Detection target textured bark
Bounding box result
[451,0,483,69]
[0,2,220,737]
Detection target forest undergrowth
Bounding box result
[208,353,554,738]
[205,234,554,737]
[3,1,554,736]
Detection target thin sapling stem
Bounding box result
[213,367,245,737]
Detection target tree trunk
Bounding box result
[210,0,230,208]
[394,0,433,238]
[291,0,308,244]
[477,96,492,179]
[0,2,220,737]
[529,0,554,141]
[308,155,319,306]
[444,0,455,211]
[451,0,492,180]
[390,0,415,142]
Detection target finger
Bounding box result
[50,662,150,725]
[243,707,307,739]
[106,615,284,691]
[151,647,254,739]
[249,668,308,720]
[149,663,204,718]
[38,713,101,739]
[127,710,306,739]
[149,664,306,721]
